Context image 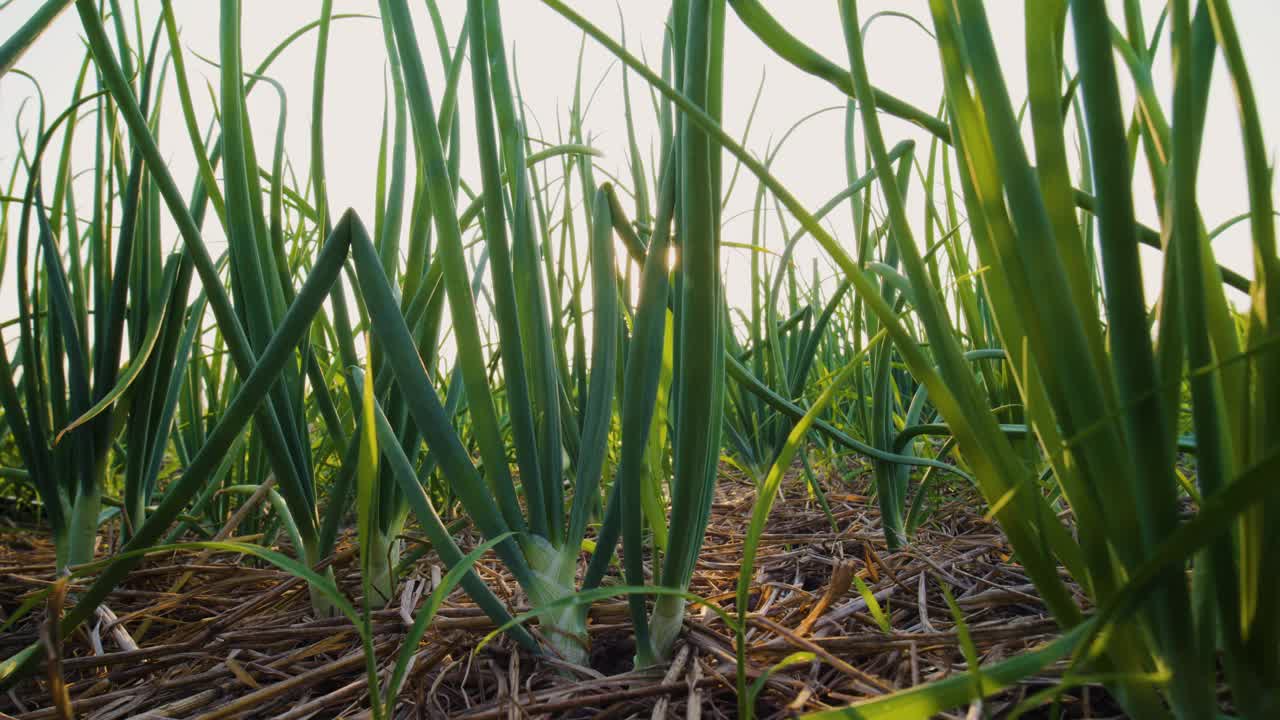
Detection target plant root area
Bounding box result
[1,463,1116,719]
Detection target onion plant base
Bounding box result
[365,532,404,611]
[646,593,687,666]
[63,485,103,575]
[525,541,591,667]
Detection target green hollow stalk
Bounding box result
[0,0,75,78]
[647,0,727,664]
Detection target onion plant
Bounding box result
[341,0,632,663]
[0,0,73,78]
[0,3,194,575]
[362,0,732,666]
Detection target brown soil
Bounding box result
[0,461,1111,719]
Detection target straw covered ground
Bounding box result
[0,461,1113,719]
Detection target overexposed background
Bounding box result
[2,1,1277,340]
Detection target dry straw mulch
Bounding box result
[1,461,1109,719]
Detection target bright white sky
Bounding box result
[2,1,1277,334]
